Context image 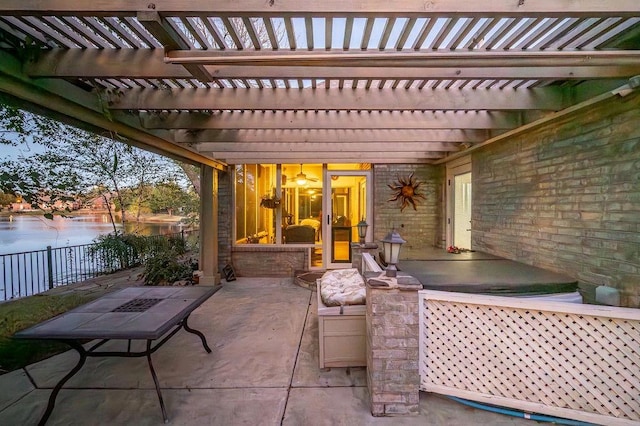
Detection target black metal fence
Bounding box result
[1,229,198,301]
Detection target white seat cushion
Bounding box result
[319,268,366,307]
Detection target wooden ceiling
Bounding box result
[0,1,639,168]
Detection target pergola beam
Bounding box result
[136,110,525,130]
[211,151,442,164]
[194,141,461,153]
[167,50,640,68]
[25,49,640,81]
[174,129,486,144]
[108,87,568,111]
[0,1,638,17]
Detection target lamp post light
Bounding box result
[381,229,406,277]
[356,219,368,245]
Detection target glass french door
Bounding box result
[324,171,371,269]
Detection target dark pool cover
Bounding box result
[399,259,578,295]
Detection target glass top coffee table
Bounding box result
[15,286,221,425]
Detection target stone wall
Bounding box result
[473,91,640,307]
[231,245,308,277]
[217,169,233,273]
[366,276,422,416]
[373,164,445,256]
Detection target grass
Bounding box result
[0,293,94,373]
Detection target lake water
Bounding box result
[0,214,184,255]
[1,214,188,300]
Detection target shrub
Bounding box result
[143,251,196,285]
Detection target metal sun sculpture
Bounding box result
[387,173,426,212]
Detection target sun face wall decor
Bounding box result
[388,173,426,212]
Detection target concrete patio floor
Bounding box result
[0,277,538,425]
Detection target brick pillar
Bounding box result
[366,274,422,416]
[351,242,379,273]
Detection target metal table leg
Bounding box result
[182,314,212,353]
[38,341,87,426]
[146,339,168,423]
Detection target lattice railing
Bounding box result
[419,290,640,426]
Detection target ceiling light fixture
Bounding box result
[295,164,308,186]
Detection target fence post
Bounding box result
[46,245,54,290]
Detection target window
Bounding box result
[234,164,277,244]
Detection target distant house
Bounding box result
[10,201,34,211]
[86,194,115,211]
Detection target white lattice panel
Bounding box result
[419,290,640,426]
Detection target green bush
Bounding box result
[89,232,149,272]
[143,250,195,285]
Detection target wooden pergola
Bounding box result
[0,1,639,283]
[0,1,639,166]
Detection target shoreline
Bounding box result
[0,210,187,224]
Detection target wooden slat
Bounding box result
[483,17,519,50]
[202,17,228,49]
[378,17,396,50]
[467,17,500,49]
[103,16,141,48]
[179,16,209,49]
[430,18,457,50]
[2,1,639,16]
[557,18,606,50]
[459,18,493,49]
[284,17,295,50]
[501,18,542,50]
[539,18,583,50]
[62,16,113,48]
[82,16,128,48]
[23,16,77,48]
[220,17,243,49]
[242,17,261,50]
[412,18,436,50]
[123,16,161,48]
[324,17,332,50]
[575,17,627,49]
[343,17,353,50]
[263,17,278,50]
[0,16,49,45]
[42,16,93,48]
[360,18,374,50]
[304,16,313,50]
[448,17,479,50]
[518,18,558,50]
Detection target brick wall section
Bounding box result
[231,246,308,277]
[351,243,380,272]
[373,164,445,255]
[473,91,640,307]
[366,280,421,416]
[217,169,232,272]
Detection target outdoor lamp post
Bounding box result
[381,229,406,277]
[356,219,368,245]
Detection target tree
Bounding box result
[0,191,16,207]
[0,104,191,232]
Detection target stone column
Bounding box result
[351,242,379,273]
[366,274,422,416]
[199,165,220,285]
